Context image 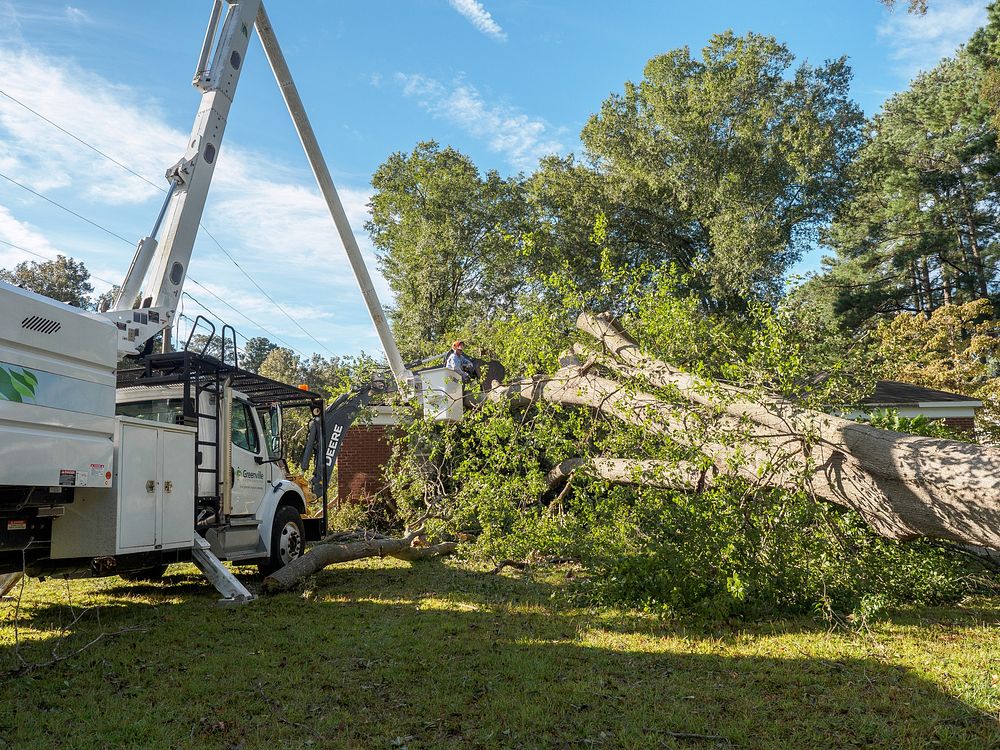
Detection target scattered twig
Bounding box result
[489,556,579,575]
[660,729,730,743]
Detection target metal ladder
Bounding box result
[190,537,254,605]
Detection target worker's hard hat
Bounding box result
[452,340,464,349]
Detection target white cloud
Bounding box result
[0,1,94,42]
[63,6,90,26]
[0,43,388,356]
[396,73,565,170]
[0,48,180,201]
[0,205,62,266]
[878,0,988,77]
[447,0,507,41]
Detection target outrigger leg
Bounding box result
[190,537,254,605]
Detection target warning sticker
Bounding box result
[58,470,76,487]
[90,463,111,487]
[7,520,26,531]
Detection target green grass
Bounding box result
[1,559,998,749]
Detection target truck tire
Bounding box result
[259,504,305,575]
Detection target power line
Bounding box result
[198,225,337,357]
[0,88,164,195]
[0,237,120,287]
[0,170,134,245]
[0,180,313,358]
[183,285,308,357]
[0,86,338,358]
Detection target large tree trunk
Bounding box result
[572,312,1000,550]
[262,531,457,594]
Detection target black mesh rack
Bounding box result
[117,350,324,409]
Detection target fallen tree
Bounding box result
[539,312,1000,550]
[262,528,457,594]
[264,309,998,594]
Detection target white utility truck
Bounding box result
[0,0,456,602]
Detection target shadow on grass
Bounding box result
[0,560,997,750]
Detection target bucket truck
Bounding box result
[0,0,450,603]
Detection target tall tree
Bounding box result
[366,141,529,355]
[580,32,863,308]
[242,336,278,373]
[969,1,1000,131]
[0,255,95,309]
[819,49,999,326]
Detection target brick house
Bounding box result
[336,404,399,504]
[852,380,982,433]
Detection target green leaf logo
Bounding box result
[0,366,38,403]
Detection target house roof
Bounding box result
[862,380,981,407]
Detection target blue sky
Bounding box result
[0,0,989,360]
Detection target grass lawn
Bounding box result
[1,558,998,750]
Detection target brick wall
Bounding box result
[337,425,394,504]
[942,416,976,435]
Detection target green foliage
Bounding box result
[0,254,95,309]
[866,409,961,439]
[240,336,278,373]
[385,263,978,619]
[817,47,998,327]
[581,31,862,308]
[872,299,1000,438]
[366,141,530,357]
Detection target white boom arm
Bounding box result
[254,5,414,389]
[104,1,414,391]
[105,0,262,355]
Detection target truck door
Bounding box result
[229,399,268,515]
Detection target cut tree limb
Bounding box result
[546,457,716,491]
[262,530,457,594]
[576,311,1000,549]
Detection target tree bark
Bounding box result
[546,457,716,491]
[574,312,1000,550]
[262,531,457,594]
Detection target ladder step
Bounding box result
[0,572,23,598]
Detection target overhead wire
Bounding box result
[0,170,134,245]
[0,237,120,287]
[0,86,338,358]
[0,88,164,194]
[0,174,313,359]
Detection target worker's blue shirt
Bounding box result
[446,351,477,381]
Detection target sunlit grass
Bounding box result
[1,559,998,749]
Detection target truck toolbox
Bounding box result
[50,417,196,558]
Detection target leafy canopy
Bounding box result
[581,31,863,308]
[0,254,95,309]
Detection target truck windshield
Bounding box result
[116,398,188,425]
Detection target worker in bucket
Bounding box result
[446,340,480,383]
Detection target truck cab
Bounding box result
[0,344,329,599]
[113,379,311,574]
[107,349,328,576]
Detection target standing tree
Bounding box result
[241,336,278,373]
[580,32,863,308]
[818,49,999,326]
[0,255,95,309]
[366,141,530,355]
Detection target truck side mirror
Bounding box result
[268,404,283,459]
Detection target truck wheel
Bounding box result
[259,505,305,575]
